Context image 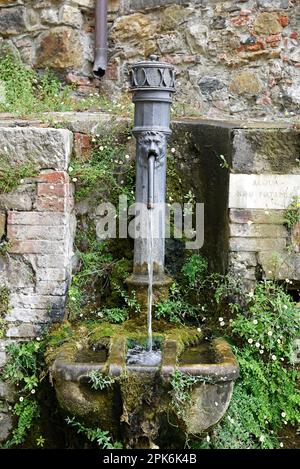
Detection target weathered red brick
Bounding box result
[240,10,252,16]
[278,15,289,28]
[266,33,281,43]
[7,224,65,241]
[7,211,65,226]
[231,16,249,26]
[66,73,91,86]
[245,43,263,52]
[36,197,65,212]
[106,60,120,81]
[37,183,67,198]
[38,172,69,184]
[10,240,64,254]
[74,132,93,159]
[256,94,272,105]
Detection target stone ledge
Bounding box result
[229,223,287,238]
[0,127,73,171]
[229,209,285,225]
[229,237,286,252]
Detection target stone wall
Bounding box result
[172,119,300,289]
[0,0,299,118]
[0,125,75,441]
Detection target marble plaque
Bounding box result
[229,174,300,209]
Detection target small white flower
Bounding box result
[271,355,277,361]
[280,442,284,448]
[281,357,284,362]
[284,420,287,425]
[259,435,265,443]
[19,397,24,402]
[253,319,258,325]
[277,339,281,344]
[281,412,286,418]
[206,435,210,442]
[171,148,176,154]
[125,154,130,159]
[20,179,24,184]
[31,389,36,394]
[248,338,253,344]
[218,317,223,322]
[268,330,273,336]
[72,177,78,182]
[79,313,83,318]
[215,402,219,406]
[220,321,225,327]
[260,350,264,354]
[197,327,201,332]
[36,337,41,342]
[255,342,260,348]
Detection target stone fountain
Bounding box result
[47,57,239,448]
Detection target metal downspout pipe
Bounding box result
[93,0,108,78]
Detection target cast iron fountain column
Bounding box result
[126,56,176,305]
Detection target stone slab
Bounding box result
[229,237,286,252]
[0,128,72,171]
[229,223,287,238]
[229,209,285,225]
[229,174,300,209]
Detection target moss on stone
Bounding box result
[45,319,203,369]
[0,285,9,339]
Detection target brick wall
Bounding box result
[228,127,300,291]
[0,127,75,366]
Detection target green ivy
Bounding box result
[65,417,122,449]
[284,196,300,230]
[88,371,115,391]
[192,279,300,450]
[0,340,45,448]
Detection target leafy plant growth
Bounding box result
[88,371,115,391]
[0,340,44,448]
[65,417,122,449]
[0,154,37,194]
[0,49,132,116]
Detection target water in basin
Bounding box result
[179,342,217,365]
[126,338,162,366]
[76,346,108,364]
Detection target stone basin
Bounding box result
[49,329,239,441]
